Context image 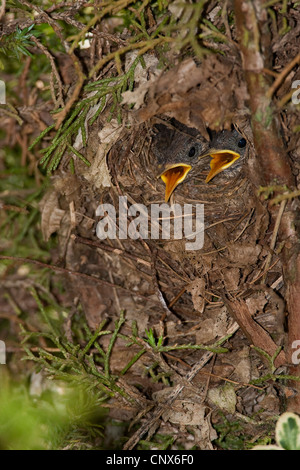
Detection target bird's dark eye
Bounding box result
[188,146,196,157]
[238,138,246,148]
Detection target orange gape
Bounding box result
[160,164,192,202]
[159,150,241,201]
[205,150,241,183]
[153,121,247,202]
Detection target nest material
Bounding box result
[40,52,290,445]
[55,56,280,348]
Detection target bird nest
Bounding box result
[40,53,288,449]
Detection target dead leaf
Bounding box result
[186,278,206,313]
[246,293,268,316]
[195,307,229,344]
[39,190,65,241]
[208,384,237,414]
[226,242,262,266]
[122,78,155,109]
[122,52,160,109]
[222,347,251,384]
[222,268,241,291]
[83,119,124,188]
[153,388,207,426]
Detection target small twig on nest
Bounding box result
[168,286,187,309]
[71,234,186,285]
[54,53,86,129]
[261,199,287,283]
[71,234,150,267]
[249,258,280,285]
[222,295,286,368]
[20,0,67,48]
[266,52,300,99]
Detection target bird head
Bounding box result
[204,128,248,183]
[152,120,209,202]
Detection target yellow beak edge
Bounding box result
[159,150,241,202]
[205,150,240,183]
[160,164,192,202]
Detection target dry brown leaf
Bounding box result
[207,384,237,414]
[153,388,207,426]
[226,242,262,267]
[186,278,206,313]
[221,347,252,384]
[83,119,124,188]
[246,293,268,316]
[195,307,229,344]
[195,318,215,344]
[222,268,241,291]
[39,190,65,241]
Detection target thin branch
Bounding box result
[267,53,300,98]
[31,36,64,108]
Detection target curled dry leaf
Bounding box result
[83,119,124,188]
[39,190,65,242]
[186,278,206,313]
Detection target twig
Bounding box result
[54,53,86,129]
[249,258,280,285]
[71,233,186,284]
[71,234,150,266]
[267,53,300,98]
[88,37,172,78]
[261,199,287,283]
[31,37,64,108]
[168,286,186,309]
[143,242,178,321]
[19,0,67,48]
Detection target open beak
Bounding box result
[159,163,192,202]
[205,150,240,183]
[158,150,240,201]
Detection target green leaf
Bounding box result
[276,412,300,450]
